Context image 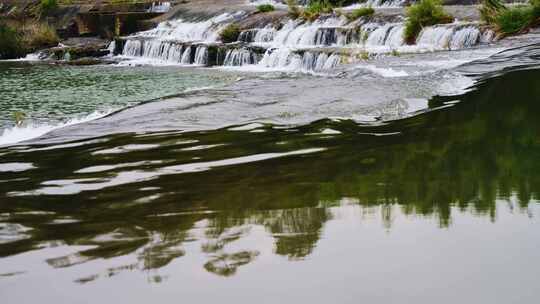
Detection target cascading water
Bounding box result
[224,49,258,66]
[194,46,209,65]
[147,1,171,13]
[116,9,492,70]
[119,12,245,64]
[417,25,482,50]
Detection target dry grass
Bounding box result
[0,19,59,58]
[21,22,60,49]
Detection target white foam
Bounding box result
[0,110,113,146]
[360,65,409,77]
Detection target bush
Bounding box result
[347,7,375,21]
[495,6,535,34]
[302,0,334,21]
[480,0,507,24]
[480,0,540,35]
[40,0,58,13]
[220,24,241,43]
[0,23,24,59]
[257,4,275,13]
[404,0,453,44]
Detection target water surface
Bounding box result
[1,44,540,303]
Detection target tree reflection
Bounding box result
[1,66,540,279]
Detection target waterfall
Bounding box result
[259,48,340,71]
[417,25,482,50]
[254,26,276,43]
[194,46,208,65]
[271,18,346,47]
[224,49,258,66]
[123,40,143,57]
[450,27,480,50]
[122,40,186,63]
[259,48,302,70]
[147,2,171,13]
[385,25,405,47]
[366,24,393,46]
[133,12,245,43]
[417,26,455,50]
[115,10,491,71]
[180,47,192,64]
[107,41,116,55]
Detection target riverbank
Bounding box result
[1,0,537,61]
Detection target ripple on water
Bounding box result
[0,223,33,244]
[0,162,35,172]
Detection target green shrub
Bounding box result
[257,4,275,13]
[40,0,58,13]
[404,0,453,44]
[347,7,375,21]
[480,0,540,35]
[0,23,23,59]
[495,6,534,34]
[220,24,241,43]
[480,0,507,24]
[302,0,334,21]
[533,0,540,17]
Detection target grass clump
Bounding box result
[404,0,453,44]
[22,22,60,50]
[302,0,334,21]
[0,21,59,59]
[287,0,336,21]
[35,0,58,18]
[480,0,540,35]
[220,24,241,43]
[346,7,375,21]
[257,4,275,13]
[495,6,535,34]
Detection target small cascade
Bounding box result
[123,40,143,57]
[366,24,393,46]
[271,18,347,47]
[147,2,171,13]
[450,26,481,49]
[134,12,245,43]
[416,25,482,50]
[416,26,455,49]
[180,47,192,64]
[301,52,341,71]
[385,25,405,47]
[107,41,116,55]
[122,40,186,63]
[224,49,258,66]
[259,48,302,70]
[259,48,340,71]
[194,46,209,65]
[240,26,275,43]
[120,39,211,65]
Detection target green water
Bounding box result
[0,62,235,128]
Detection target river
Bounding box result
[1,10,540,304]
